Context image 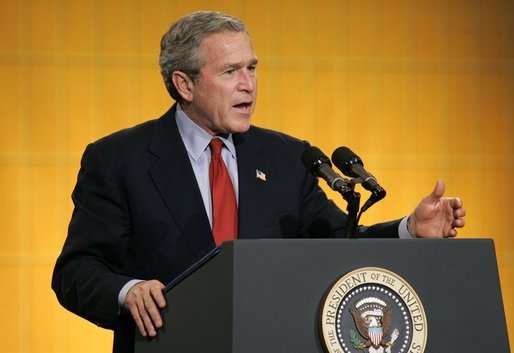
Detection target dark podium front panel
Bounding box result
[135,239,510,353]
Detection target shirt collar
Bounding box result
[175,104,237,161]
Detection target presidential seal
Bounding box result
[320,267,427,353]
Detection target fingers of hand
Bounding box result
[451,201,465,229]
[449,196,464,210]
[139,296,160,337]
[128,299,149,337]
[445,204,465,238]
[453,204,466,218]
[125,280,166,337]
[149,283,167,309]
[446,228,458,238]
[452,217,465,228]
[440,197,465,236]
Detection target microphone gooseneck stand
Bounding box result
[340,177,387,238]
[340,184,360,239]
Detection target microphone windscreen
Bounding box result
[331,147,363,177]
[301,146,330,172]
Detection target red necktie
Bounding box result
[209,138,238,245]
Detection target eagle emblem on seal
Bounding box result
[349,297,400,353]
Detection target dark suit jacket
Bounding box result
[52,105,400,352]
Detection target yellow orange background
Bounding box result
[1,0,512,352]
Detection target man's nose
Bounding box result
[237,69,256,92]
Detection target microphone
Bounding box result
[301,146,352,194]
[331,147,386,211]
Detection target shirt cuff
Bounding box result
[398,216,414,239]
[118,279,144,308]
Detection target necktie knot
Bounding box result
[209,138,223,157]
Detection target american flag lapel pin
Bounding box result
[256,169,267,181]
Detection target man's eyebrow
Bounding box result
[221,63,242,70]
[221,58,258,71]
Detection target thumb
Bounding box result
[427,179,445,202]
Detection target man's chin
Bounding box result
[227,120,252,134]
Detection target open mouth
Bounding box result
[233,102,252,110]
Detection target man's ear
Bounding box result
[172,71,195,102]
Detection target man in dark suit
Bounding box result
[52,11,465,353]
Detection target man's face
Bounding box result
[182,31,258,136]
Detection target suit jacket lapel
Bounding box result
[147,106,215,259]
[234,130,271,238]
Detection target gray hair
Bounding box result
[159,11,248,101]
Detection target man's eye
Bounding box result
[248,65,256,72]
